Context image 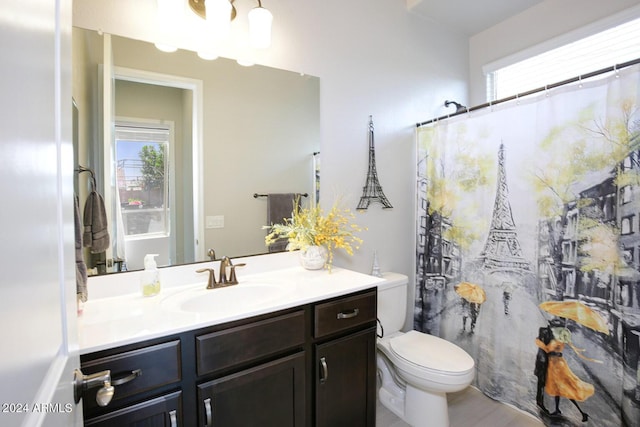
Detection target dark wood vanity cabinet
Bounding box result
[80,288,377,427]
[313,290,377,427]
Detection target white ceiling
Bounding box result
[407,0,544,36]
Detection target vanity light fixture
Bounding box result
[155,0,273,62]
[188,0,273,51]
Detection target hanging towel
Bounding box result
[83,177,110,253]
[267,193,298,252]
[74,196,88,302]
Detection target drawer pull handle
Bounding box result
[204,397,212,427]
[169,409,177,427]
[337,308,359,319]
[319,357,328,384]
[111,369,142,386]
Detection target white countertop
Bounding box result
[78,253,386,354]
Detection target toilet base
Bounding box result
[405,384,449,427]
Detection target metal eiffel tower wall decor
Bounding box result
[357,116,393,210]
[478,143,531,273]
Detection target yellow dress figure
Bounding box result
[535,327,593,422]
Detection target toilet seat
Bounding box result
[389,330,474,376]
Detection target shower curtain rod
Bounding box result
[416,56,640,128]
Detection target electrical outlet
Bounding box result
[206,215,224,229]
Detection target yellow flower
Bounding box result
[263,198,364,270]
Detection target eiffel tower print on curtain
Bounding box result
[357,116,393,210]
[479,143,531,273]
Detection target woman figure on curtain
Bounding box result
[535,326,594,423]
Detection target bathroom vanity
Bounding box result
[78,254,383,426]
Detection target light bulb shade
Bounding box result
[248,6,273,49]
[155,43,178,53]
[155,0,181,53]
[205,0,232,39]
[197,50,219,60]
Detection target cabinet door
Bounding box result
[197,352,305,427]
[84,391,181,427]
[315,327,376,427]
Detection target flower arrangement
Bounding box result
[264,199,364,270]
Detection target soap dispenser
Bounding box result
[141,254,161,297]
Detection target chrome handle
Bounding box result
[169,409,177,427]
[111,369,142,386]
[204,397,212,427]
[197,268,217,289]
[228,263,246,284]
[337,308,359,319]
[319,357,328,384]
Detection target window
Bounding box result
[486,16,640,101]
[115,122,171,238]
[621,185,633,204]
[621,216,634,235]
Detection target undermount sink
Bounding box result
[162,281,291,314]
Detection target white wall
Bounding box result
[73,0,469,288]
[469,0,640,105]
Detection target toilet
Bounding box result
[376,272,475,427]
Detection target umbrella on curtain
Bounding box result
[539,300,609,335]
[454,282,486,304]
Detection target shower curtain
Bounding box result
[415,64,640,427]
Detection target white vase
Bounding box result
[299,245,329,270]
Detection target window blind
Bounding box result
[487,16,640,101]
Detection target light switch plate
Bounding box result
[206,215,224,229]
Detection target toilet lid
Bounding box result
[389,330,474,373]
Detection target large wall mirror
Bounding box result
[72,27,320,273]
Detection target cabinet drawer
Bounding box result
[81,340,181,413]
[85,390,182,427]
[314,290,376,338]
[196,310,305,377]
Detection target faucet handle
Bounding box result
[196,268,217,289]
[228,263,246,285]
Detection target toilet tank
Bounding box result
[377,272,409,335]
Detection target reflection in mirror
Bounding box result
[72,27,320,273]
